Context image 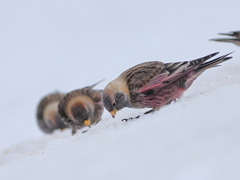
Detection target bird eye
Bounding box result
[112,102,116,107]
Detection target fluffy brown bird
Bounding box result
[210,31,240,46]
[58,81,104,135]
[102,52,232,120]
[36,92,68,133]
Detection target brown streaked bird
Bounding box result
[102,52,233,120]
[36,92,68,133]
[58,80,104,135]
[210,30,240,46]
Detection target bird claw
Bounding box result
[144,109,155,115]
[121,115,140,122]
[121,109,155,122]
[82,129,89,133]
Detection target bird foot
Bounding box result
[122,109,155,121]
[122,115,140,122]
[144,109,155,115]
[81,129,89,133]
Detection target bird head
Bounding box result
[70,101,94,127]
[102,80,130,118]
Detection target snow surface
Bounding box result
[1,1,240,179]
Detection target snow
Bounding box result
[1,1,240,179]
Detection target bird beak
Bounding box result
[109,109,117,118]
[83,119,91,127]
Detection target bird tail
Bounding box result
[183,52,233,89]
[218,31,240,37]
[85,79,105,89]
[196,52,233,73]
[210,38,238,43]
[218,33,234,37]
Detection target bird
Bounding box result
[210,30,240,46]
[58,80,104,135]
[36,92,68,134]
[102,52,233,120]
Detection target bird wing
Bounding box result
[123,61,165,92]
[58,88,102,120]
[124,52,220,94]
[78,88,103,103]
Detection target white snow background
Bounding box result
[0,1,240,179]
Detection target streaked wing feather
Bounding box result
[160,52,219,84]
[137,73,169,93]
[137,52,219,93]
[123,61,165,92]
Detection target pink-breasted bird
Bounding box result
[58,80,104,135]
[210,30,240,46]
[102,52,232,120]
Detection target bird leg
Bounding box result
[82,126,91,133]
[122,109,155,121]
[144,109,155,115]
[71,128,77,135]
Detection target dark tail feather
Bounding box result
[162,52,220,84]
[197,52,233,72]
[218,31,240,38]
[85,79,105,89]
[210,38,237,43]
[218,33,235,37]
[189,52,219,65]
[183,52,233,89]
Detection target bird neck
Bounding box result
[112,76,130,97]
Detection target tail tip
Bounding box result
[225,56,232,60]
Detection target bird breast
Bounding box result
[131,82,185,109]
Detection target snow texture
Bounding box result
[0,1,240,180]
